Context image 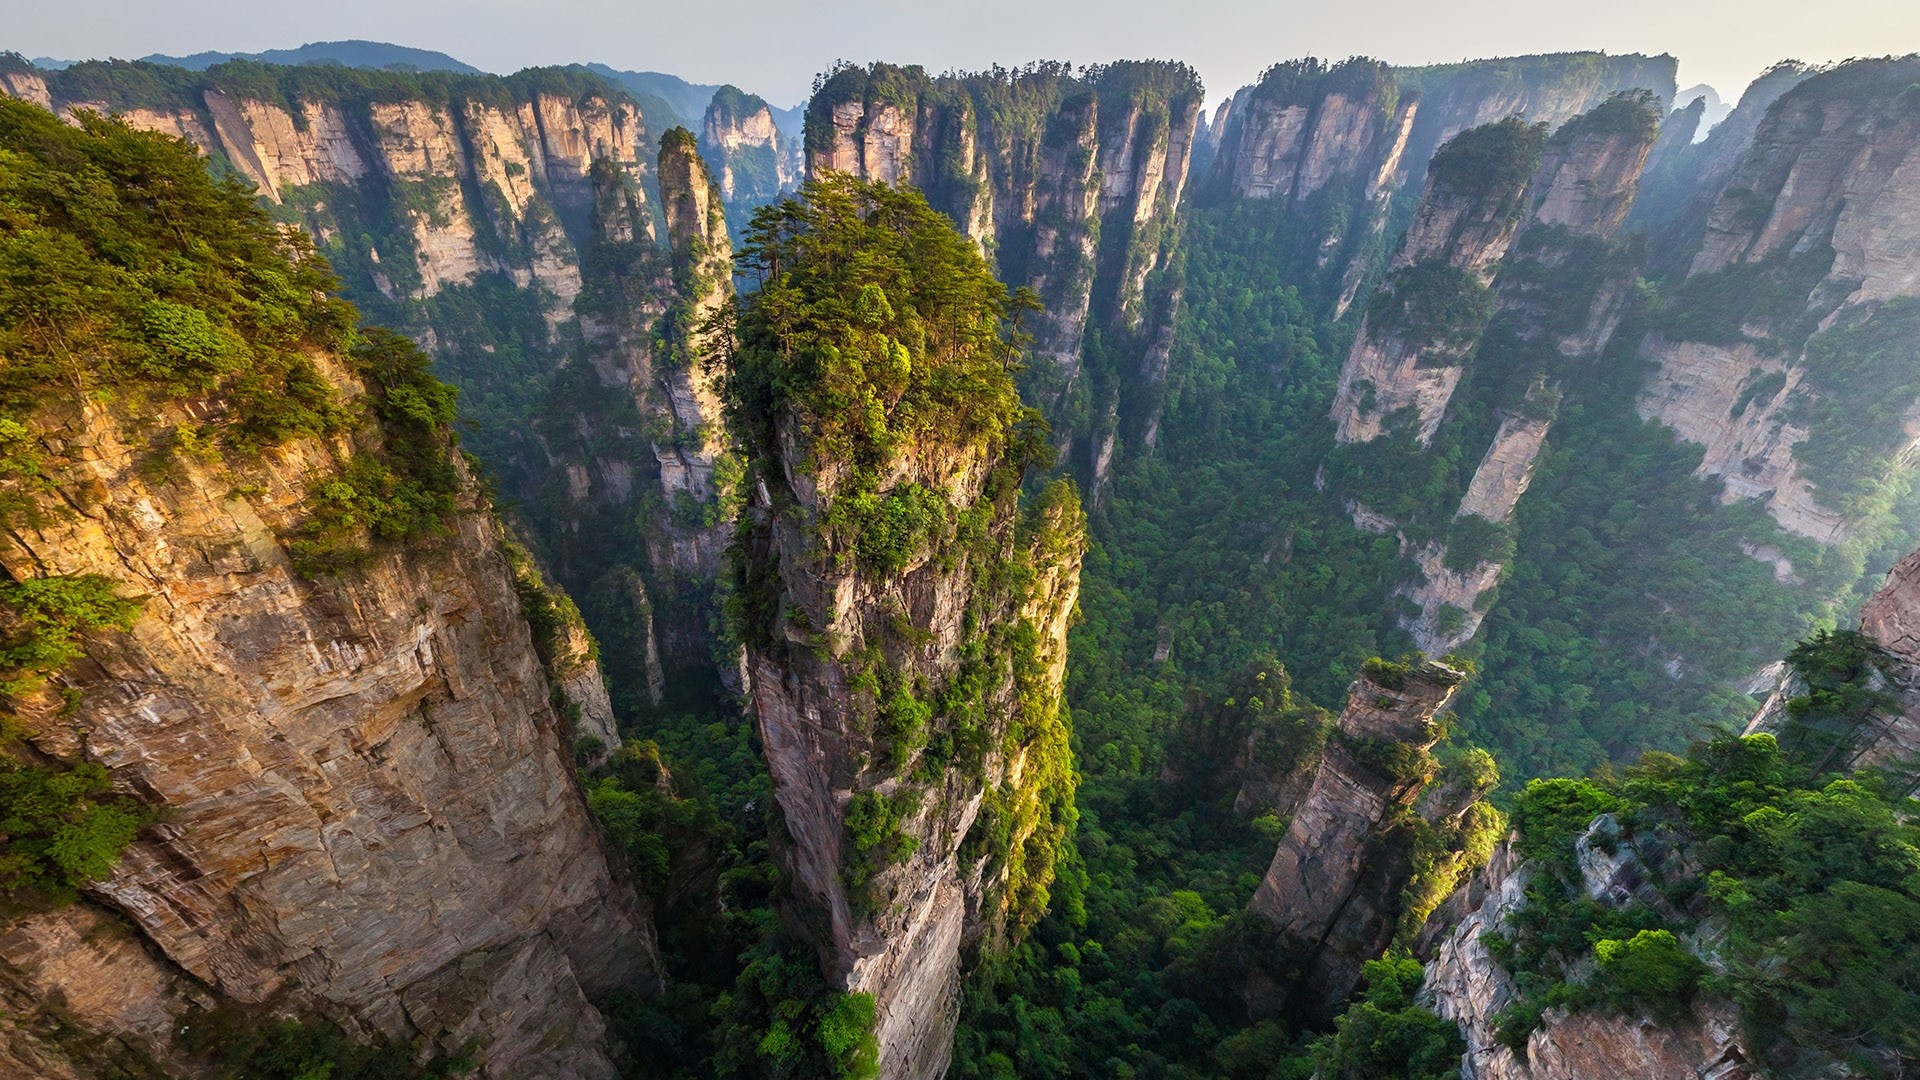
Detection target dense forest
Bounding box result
[4,38,1920,1080]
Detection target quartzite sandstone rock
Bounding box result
[1,365,655,1077]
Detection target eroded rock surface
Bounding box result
[1419,841,1754,1080]
[2,360,654,1074]
[1638,58,1920,544]
[1248,659,1467,1014]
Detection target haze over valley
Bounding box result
[2,6,1920,1078]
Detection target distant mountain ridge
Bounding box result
[585,62,803,137]
[138,39,484,74]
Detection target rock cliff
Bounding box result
[653,127,736,575]
[13,66,656,320]
[1636,58,1920,547]
[1748,544,1920,769]
[700,84,800,210]
[720,176,1085,1080]
[1633,61,1815,230]
[1392,52,1675,191]
[0,99,655,1076]
[804,61,1204,487]
[1417,841,1754,1080]
[0,58,750,706]
[1329,117,1551,446]
[1246,658,1482,1018]
[1396,96,1660,651]
[1196,58,1416,312]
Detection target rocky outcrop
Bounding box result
[1393,52,1676,190]
[1833,547,1920,765]
[1218,59,1413,206]
[1637,58,1920,545]
[1748,545,1920,768]
[1642,94,1705,180]
[509,129,739,700]
[741,455,1083,1080]
[1418,841,1754,1080]
[1,354,654,1076]
[805,62,1204,476]
[1246,659,1470,1017]
[654,128,735,572]
[700,85,799,207]
[1526,95,1659,235]
[1330,117,1550,445]
[727,179,1086,1080]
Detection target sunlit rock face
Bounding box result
[0,352,653,1080]
[1637,58,1920,545]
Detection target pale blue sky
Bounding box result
[6,0,1916,108]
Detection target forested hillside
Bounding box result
[5,36,1920,1080]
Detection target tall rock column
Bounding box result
[654,128,737,573]
[0,101,655,1077]
[802,61,1205,488]
[1247,658,1477,1017]
[718,176,1085,1080]
[1329,117,1550,446]
[1399,93,1661,652]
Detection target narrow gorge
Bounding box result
[4,26,1920,1080]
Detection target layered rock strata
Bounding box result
[1,366,653,1077]
[1247,659,1468,1016]
[1636,57,1920,546]
[2,67,658,325]
[805,61,1204,476]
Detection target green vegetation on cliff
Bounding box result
[1493,729,1920,1073]
[0,97,353,468]
[717,172,1038,499]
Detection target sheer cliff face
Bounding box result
[653,131,736,578]
[1637,58,1920,546]
[1198,59,1417,315]
[1634,61,1815,230]
[7,78,655,320]
[725,179,1085,1080]
[1246,660,1471,1017]
[1391,53,1675,190]
[2,366,652,1076]
[804,62,1203,477]
[700,87,799,206]
[1417,843,1754,1080]
[740,442,1083,1080]
[1321,97,1658,653]
[1330,117,1551,447]
[1400,100,1658,651]
[1219,61,1413,206]
[1207,52,1675,203]
[0,61,755,706]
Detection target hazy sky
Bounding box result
[8,0,1918,108]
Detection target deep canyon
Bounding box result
[2,33,1920,1080]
